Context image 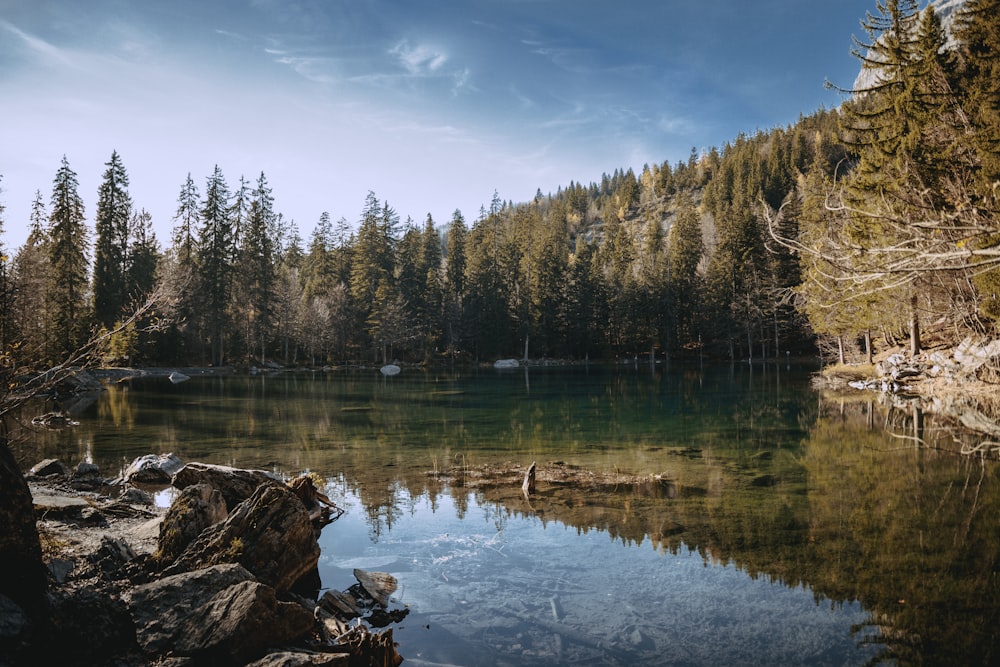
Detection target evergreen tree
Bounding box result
[196,166,234,366]
[47,156,90,358]
[92,151,133,329]
[350,191,397,360]
[666,193,704,351]
[235,172,277,364]
[12,193,52,360]
[0,177,10,352]
[301,212,336,300]
[127,209,159,300]
[274,228,303,365]
[953,0,1000,190]
[444,210,467,356]
[123,208,161,364]
[837,1,972,353]
[171,173,200,266]
[954,0,1000,321]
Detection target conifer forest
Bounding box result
[1,0,999,370]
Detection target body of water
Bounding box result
[20,363,1000,665]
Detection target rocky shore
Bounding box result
[816,336,1000,456]
[2,454,409,666]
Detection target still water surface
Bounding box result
[28,363,1000,665]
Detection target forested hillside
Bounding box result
[0,0,997,368]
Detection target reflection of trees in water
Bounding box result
[803,398,1000,666]
[334,395,1000,665]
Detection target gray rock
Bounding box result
[156,483,228,566]
[30,488,90,514]
[120,485,154,505]
[173,580,314,663]
[0,593,28,643]
[163,483,320,592]
[29,458,69,477]
[127,563,256,654]
[70,460,104,490]
[74,461,100,477]
[127,563,314,664]
[48,558,74,584]
[172,462,281,511]
[245,650,350,666]
[122,453,184,484]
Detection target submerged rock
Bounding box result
[168,371,190,384]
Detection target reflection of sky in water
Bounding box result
[318,482,881,667]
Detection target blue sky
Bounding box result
[1,0,878,251]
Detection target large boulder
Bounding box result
[163,483,320,592]
[126,563,256,655]
[0,440,47,614]
[173,579,315,663]
[126,563,313,663]
[172,461,281,511]
[245,651,350,666]
[155,483,228,566]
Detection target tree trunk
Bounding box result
[864,329,873,365]
[909,295,921,357]
[0,439,48,614]
[837,335,845,365]
[774,312,780,360]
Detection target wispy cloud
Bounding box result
[390,40,448,76]
[272,54,337,84]
[0,18,80,70]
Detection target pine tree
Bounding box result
[127,209,159,300]
[196,166,234,366]
[836,1,971,354]
[92,151,133,330]
[0,176,10,352]
[666,193,705,351]
[172,173,200,266]
[12,193,52,360]
[350,192,397,360]
[953,0,1000,189]
[235,172,277,364]
[953,0,1000,321]
[47,156,90,358]
[302,211,335,301]
[444,210,467,357]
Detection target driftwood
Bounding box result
[353,569,397,608]
[522,461,536,497]
[289,475,344,526]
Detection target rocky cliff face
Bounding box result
[852,0,966,92]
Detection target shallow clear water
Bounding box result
[320,483,878,666]
[21,363,1000,665]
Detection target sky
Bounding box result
[0,0,882,252]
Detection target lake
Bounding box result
[23,363,1000,665]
